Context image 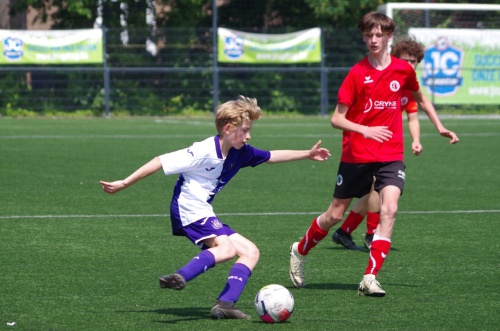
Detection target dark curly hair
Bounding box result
[391,36,425,63]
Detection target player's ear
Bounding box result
[223,123,233,135]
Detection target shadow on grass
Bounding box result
[285,283,358,291]
[123,307,210,324]
[325,246,400,252]
[125,307,296,324]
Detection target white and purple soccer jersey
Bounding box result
[159,135,271,235]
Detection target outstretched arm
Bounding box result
[266,140,331,164]
[412,91,459,144]
[100,156,162,194]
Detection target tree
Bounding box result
[10,0,96,29]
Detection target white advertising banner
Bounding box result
[409,28,500,104]
[0,29,103,64]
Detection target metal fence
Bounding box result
[0,27,367,116]
[0,27,493,116]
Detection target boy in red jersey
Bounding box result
[289,12,459,296]
[331,37,459,251]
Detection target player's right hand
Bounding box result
[100,180,126,194]
[363,126,393,143]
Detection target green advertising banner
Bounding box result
[0,29,103,64]
[218,27,321,64]
[409,28,500,105]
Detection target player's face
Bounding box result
[228,119,252,149]
[399,52,419,70]
[362,26,392,55]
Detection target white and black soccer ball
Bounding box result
[254,284,294,323]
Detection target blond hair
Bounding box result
[215,95,262,135]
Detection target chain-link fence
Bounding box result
[0,27,366,116]
[0,27,495,116]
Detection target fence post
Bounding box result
[431,62,435,105]
[212,0,219,113]
[102,27,110,118]
[320,28,328,115]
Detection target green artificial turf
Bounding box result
[0,116,499,330]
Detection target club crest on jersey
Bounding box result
[390,80,401,92]
[401,96,409,106]
[211,218,223,230]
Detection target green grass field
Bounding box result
[1,116,499,330]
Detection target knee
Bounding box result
[245,244,260,263]
[221,244,238,261]
[381,202,398,218]
[322,212,343,229]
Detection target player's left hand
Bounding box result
[439,130,459,144]
[309,140,331,161]
[412,142,423,156]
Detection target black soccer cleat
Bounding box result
[332,228,363,250]
[159,273,186,290]
[211,299,251,319]
[364,233,374,250]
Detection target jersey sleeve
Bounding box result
[159,141,211,176]
[338,69,357,107]
[401,90,418,114]
[242,145,271,167]
[405,64,420,92]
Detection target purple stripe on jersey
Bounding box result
[170,174,184,235]
[214,135,223,159]
[207,144,270,203]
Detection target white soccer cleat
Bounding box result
[358,274,386,297]
[289,242,307,288]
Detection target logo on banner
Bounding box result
[3,37,24,61]
[223,35,244,60]
[422,36,464,96]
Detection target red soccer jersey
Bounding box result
[337,56,419,163]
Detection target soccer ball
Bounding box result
[254,284,294,323]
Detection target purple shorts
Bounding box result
[181,216,236,249]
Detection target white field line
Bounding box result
[1,132,499,139]
[0,209,498,220]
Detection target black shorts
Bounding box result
[333,161,406,199]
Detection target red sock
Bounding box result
[298,217,328,255]
[366,212,380,235]
[365,238,391,276]
[340,211,364,234]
